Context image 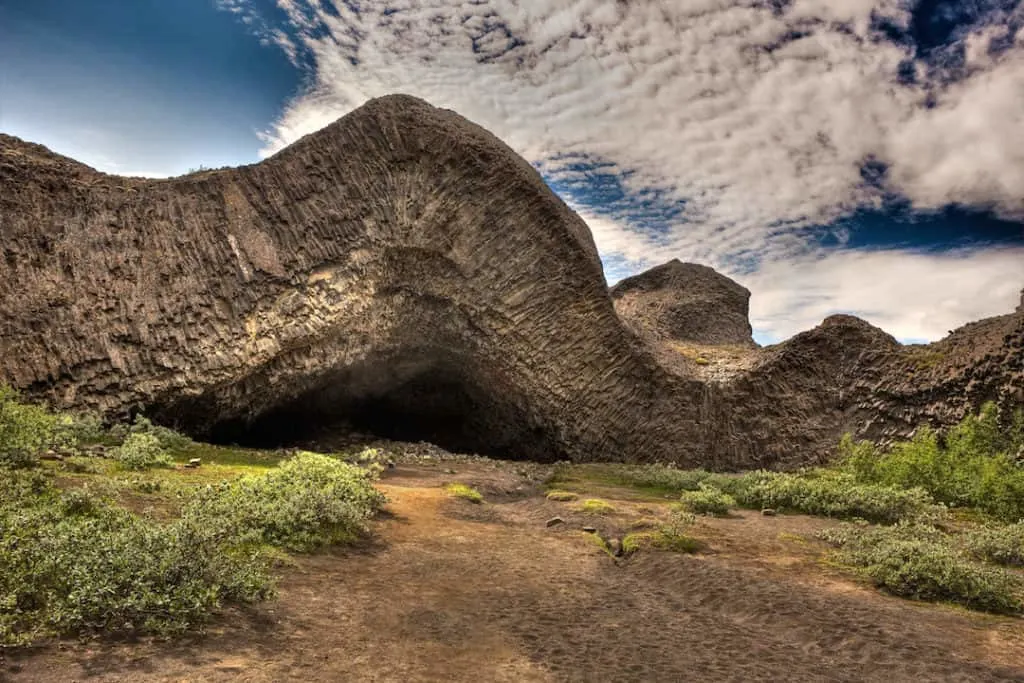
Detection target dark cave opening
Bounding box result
[195,351,561,463]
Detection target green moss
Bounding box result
[445,483,484,504]
[577,498,616,515]
[546,489,579,502]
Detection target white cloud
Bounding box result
[229,0,1024,341]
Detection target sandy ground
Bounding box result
[3,463,1024,682]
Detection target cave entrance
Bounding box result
[202,349,559,462]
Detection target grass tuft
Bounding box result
[445,483,484,504]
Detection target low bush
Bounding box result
[546,489,579,502]
[185,452,386,551]
[0,472,272,646]
[839,404,1024,521]
[113,432,174,470]
[678,485,734,516]
[818,522,1023,614]
[605,464,714,493]
[965,523,1024,567]
[126,415,193,452]
[730,471,941,524]
[623,509,700,554]
[0,385,63,468]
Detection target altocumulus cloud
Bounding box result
[223,0,1024,343]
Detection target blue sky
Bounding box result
[1,0,1022,343]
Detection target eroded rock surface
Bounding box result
[1,94,1022,468]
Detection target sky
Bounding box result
[1,0,1022,344]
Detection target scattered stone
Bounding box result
[761,508,777,517]
[582,526,598,534]
[184,458,201,469]
[387,460,396,469]
[546,517,564,528]
[445,468,457,475]
[609,538,623,557]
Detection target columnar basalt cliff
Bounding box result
[1,94,1022,467]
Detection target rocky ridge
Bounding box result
[1,94,1021,468]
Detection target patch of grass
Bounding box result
[445,483,484,504]
[818,522,1024,614]
[545,489,579,502]
[585,532,615,558]
[965,523,1024,567]
[623,509,701,555]
[678,485,735,516]
[577,498,616,515]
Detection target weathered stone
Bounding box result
[761,509,777,517]
[546,517,564,528]
[0,94,1021,469]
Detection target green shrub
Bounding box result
[0,385,62,468]
[727,470,940,524]
[818,522,1023,614]
[613,465,714,492]
[127,415,193,451]
[0,472,272,646]
[577,498,616,515]
[113,432,174,470]
[839,404,1024,521]
[445,483,484,504]
[678,485,734,516]
[546,489,579,502]
[184,452,386,552]
[623,509,700,554]
[965,523,1024,567]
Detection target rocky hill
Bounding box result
[1,94,1021,468]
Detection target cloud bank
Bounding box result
[226,0,1024,342]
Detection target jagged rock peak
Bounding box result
[610,260,755,347]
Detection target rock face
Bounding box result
[611,260,755,347]
[1,94,1022,468]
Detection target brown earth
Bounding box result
[5,462,1023,683]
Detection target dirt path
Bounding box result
[4,464,1024,682]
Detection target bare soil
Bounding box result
[4,462,1023,682]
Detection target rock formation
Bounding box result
[611,260,755,347]
[1,94,1022,468]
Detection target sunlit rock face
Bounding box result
[1,94,1021,467]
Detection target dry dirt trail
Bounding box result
[5,463,1024,682]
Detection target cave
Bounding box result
[191,349,562,462]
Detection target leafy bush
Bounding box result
[127,415,193,451]
[0,385,63,468]
[184,452,386,552]
[839,404,1024,521]
[818,522,1023,614]
[678,485,735,516]
[729,471,941,524]
[113,432,174,470]
[0,472,272,646]
[577,498,616,515]
[965,523,1024,567]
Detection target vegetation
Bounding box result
[445,483,484,504]
[546,489,579,502]
[964,523,1024,567]
[838,403,1024,521]
[577,498,616,515]
[678,485,734,516]
[113,432,175,470]
[819,523,1024,615]
[623,509,700,554]
[0,387,387,646]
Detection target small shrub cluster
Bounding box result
[113,432,175,470]
[546,489,579,502]
[818,523,1024,614]
[185,452,387,551]
[0,471,272,646]
[839,404,1024,521]
[623,509,700,554]
[965,523,1024,567]
[678,485,734,516]
[124,415,193,452]
[0,386,64,468]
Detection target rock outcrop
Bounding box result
[1,94,1022,468]
[611,260,755,347]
